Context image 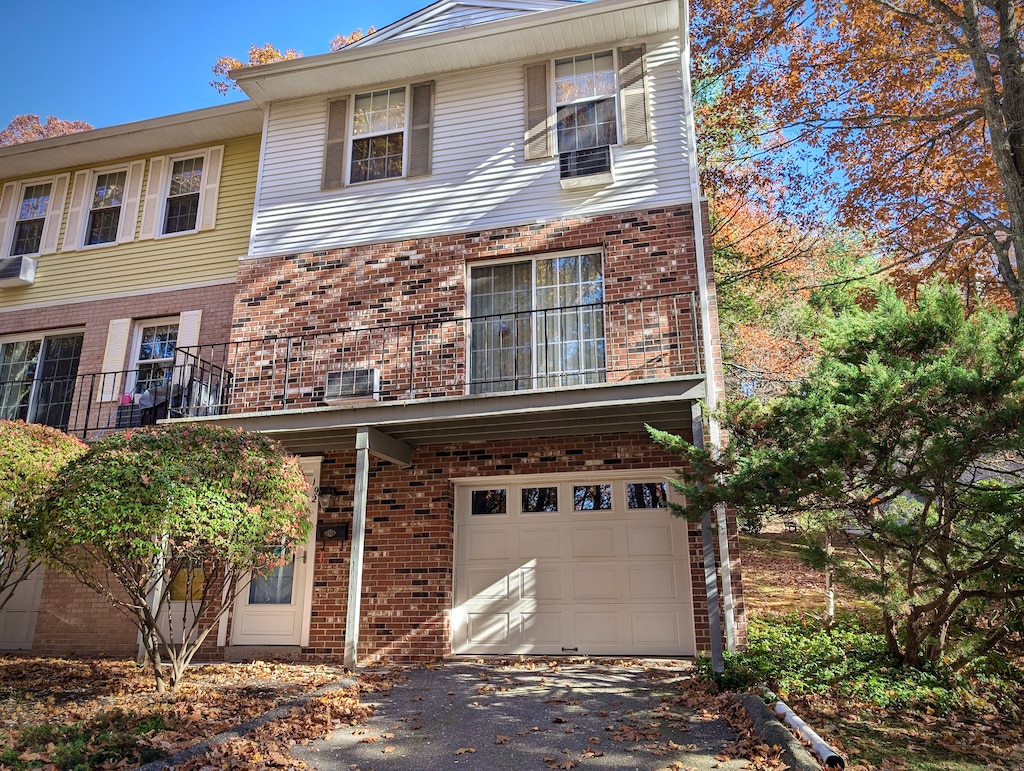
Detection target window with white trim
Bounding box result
[138,147,223,240]
[130,319,179,395]
[164,157,203,234]
[322,81,434,189]
[10,183,51,255]
[469,250,605,393]
[524,46,650,166]
[85,171,127,245]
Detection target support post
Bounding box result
[344,428,371,670]
[692,403,724,672]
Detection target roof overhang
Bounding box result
[0,102,265,180]
[179,376,704,455]
[230,0,679,105]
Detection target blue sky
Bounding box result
[0,0,425,131]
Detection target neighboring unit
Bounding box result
[0,103,264,654]
[0,0,745,665]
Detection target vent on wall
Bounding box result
[0,256,37,287]
[325,368,380,401]
[559,146,613,189]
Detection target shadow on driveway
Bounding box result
[290,660,752,770]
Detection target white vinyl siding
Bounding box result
[249,35,687,258]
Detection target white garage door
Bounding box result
[453,472,695,657]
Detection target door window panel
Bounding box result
[248,558,295,605]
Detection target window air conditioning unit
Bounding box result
[559,145,613,189]
[324,368,380,401]
[0,256,37,287]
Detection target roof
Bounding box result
[0,102,264,181]
[350,0,582,47]
[230,0,679,105]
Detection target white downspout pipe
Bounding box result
[679,0,737,651]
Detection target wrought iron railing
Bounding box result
[0,292,703,439]
[172,292,703,417]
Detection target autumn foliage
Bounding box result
[691,0,1024,309]
[0,421,86,611]
[31,424,312,693]
[0,114,93,146]
[210,29,376,94]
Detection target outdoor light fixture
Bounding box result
[316,486,341,509]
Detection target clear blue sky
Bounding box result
[0,0,425,131]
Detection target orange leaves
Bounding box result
[0,115,93,146]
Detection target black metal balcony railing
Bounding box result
[1,293,703,440]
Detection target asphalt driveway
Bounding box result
[289,660,752,771]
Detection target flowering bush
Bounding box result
[0,421,86,610]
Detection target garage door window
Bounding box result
[573,484,612,510]
[626,482,668,509]
[521,486,558,513]
[471,488,507,515]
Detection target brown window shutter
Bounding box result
[408,81,434,178]
[322,97,349,190]
[524,62,551,160]
[619,45,650,146]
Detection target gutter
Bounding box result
[679,0,737,650]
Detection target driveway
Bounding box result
[289,660,752,770]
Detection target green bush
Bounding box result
[702,613,1024,714]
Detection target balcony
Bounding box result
[1,293,708,446]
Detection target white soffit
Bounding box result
[232,0,678,105]
[0,103,264,181]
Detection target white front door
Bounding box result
[231,457,320,646]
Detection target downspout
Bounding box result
[679,0,737,651]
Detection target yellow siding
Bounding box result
[0,134,259,310]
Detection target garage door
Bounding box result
[453,472,695,657]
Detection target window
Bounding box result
[471,489,507,515]
[10,184,51,256]
[469,251,605,393]
[351,88,406,183]
[139,147,223,240]
[554,51,618,154]
[131,319,179,395]
[164,157,203,234]
[524,46,649,163]
[86,171,126,245]
[0,332,84,430]
[322,82,434,190]
[522,486,558,513]
[626,482,669,509]
[574,484,612,510]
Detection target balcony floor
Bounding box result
[174,376,706,454]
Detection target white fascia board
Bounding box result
[0,102,264,181]
[230,0,677,104]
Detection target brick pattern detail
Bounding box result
[32,569,138,658]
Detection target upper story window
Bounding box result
[351,88,407,183]
[138,147,224,240]
[62,161,144,252]
[322,81,434,190]
[524,46,650,167]
[554,51,618,153]
[11,184,51,255]
[0,175,69,259]
[86,171,127,245]
[164,157,203,233]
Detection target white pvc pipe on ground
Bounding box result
[774,700,846,768]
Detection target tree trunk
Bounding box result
[823,530,835,632]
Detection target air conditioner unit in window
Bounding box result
[559,145,613,189]
[0,256,37,287]
[324,368,380,401]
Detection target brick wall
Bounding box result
[32,569,138,658]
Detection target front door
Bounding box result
[231,457,320,646]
